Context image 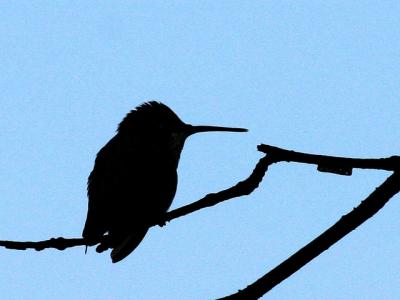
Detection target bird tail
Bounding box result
[111,228,149,263]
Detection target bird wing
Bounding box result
[82,136,120,241]
[82,135,178,262]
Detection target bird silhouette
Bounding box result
[82,101,247,263]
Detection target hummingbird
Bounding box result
[82,101,247,263]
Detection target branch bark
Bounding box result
[218,172,400,299]
[1,144,399,300]
[0,155,274,251]
[258,144,400,174]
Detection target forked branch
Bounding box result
[1,144,399,300]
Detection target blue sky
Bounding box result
[1,2,399,299]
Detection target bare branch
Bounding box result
[218,172,400,299]
[158,155,274,225]
[258,144,400,174]
[2,142,399,300]
[0,155,275,251]
[0,237,95,251]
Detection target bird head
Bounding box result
[118,101,246,137]
[118,101,247,165]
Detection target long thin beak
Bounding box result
[185,124,248,135]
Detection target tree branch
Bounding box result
[258,144,400,175]
[158,155,274,225]
[1,142,399,300]
[0,155,275,251]
[218,172,400,299]
[0,237,94,251]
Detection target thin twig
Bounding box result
[0,237,94,251]
[258,144,400,173]
[1,143,399,265]
[0,155,274,251]
[218,172,400,299]
[158,155,274,225]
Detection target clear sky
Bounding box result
[1,2,399,299]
